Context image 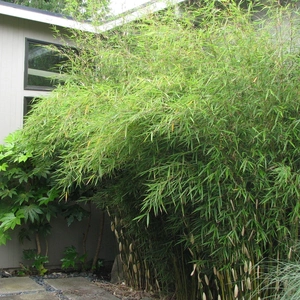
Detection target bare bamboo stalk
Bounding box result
[91,211,105,270]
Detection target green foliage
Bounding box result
[62,204,90,227]
[63,0,110,22]
[61,245,87,270]
[18,223,52,244]
[17,1,300,299]
[0,135,54,234]
[22,249,49,276]
[2,0,110,17]
[93,258,103,271]
[2,0,67,14]
[0,132,90,250]
[0,232,11,245]
[0,132,59,245]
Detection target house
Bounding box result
[0,0,185,270]
[0,0,185,143]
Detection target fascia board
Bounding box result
[0,4,96,32]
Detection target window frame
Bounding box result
[24,38,66,91]
[23,97,34,117]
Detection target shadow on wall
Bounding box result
[0,206,117,270]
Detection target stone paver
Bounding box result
[0,277,44,294]
[44,277,92,291]
[0,291,58,300]
[0,277,119,300]
[45,277,119,300]
[63,289,118,300]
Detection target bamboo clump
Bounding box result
[18,1,300,299]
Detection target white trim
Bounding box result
[0,0,185,33]
[23,90,49,97]
[28,68,59,78]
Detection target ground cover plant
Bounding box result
[4,0,300,298]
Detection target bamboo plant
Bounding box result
[15,1,300,298]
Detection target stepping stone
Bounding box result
[45,277,119,300]
[0,291,58,300]
[0,277,44,294]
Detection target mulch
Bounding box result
[94,280,158,299]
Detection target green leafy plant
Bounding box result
[0,131,59,249]
[0,132,93,276]
[18,263,31,276]
[21,249,49,276]
[90,258,104,273]
[61,246,87,271]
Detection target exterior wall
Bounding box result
[0,14,65,142]
[0,208,117,269]
[0,15,117,269]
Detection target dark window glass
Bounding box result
[25,39,67,90]
[23,97,35,117]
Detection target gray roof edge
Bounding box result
[0,0,72,19]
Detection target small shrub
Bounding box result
[61,246,87,271]
[21,249,49,276]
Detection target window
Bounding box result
[24,39,68,91]
[23,97,35,117]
